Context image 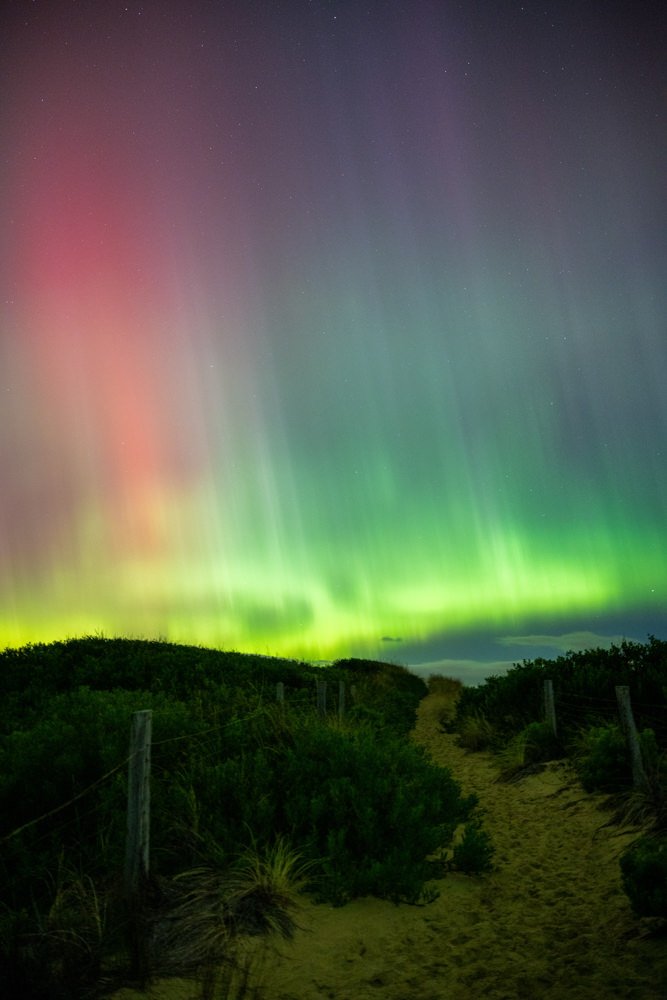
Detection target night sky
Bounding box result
[2,1,666,682]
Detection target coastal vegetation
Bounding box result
[3,634,666,998]
[0,637,488,998]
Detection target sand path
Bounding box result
[252,694,666,1000]
[115,694,667,1000]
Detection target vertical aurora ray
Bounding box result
[1,2,666,668]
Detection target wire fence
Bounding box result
[0,679,357,846]
[540,678,666,794]
[547,688,667,748]
[3,674,662,906]
[0,689,369,982]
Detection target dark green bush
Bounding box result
[277,721,479,903]
[332,657,427,736]
[571,724,659,795]
[572,724,631,793]
[178,718,483,904]
[453,637,667,749]
[620,835,667,918]
[451,818,494,874]
[454,662,545,742]
[521,722,562,764]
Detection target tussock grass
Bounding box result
[494,722,562,782]
[0,860,115,999]
[199,938,267,1000]
[494,730,532,781]
[456,711,496,752]
[222,837,315,938]
[150,838,313,999]
[153,838,311,971]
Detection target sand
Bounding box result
[114,694,667,999]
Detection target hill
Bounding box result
[0,637,490,998]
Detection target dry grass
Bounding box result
[456,711,496,751]
[222,837,314,938]
[426,675,462,732]
[26,862,111,993]
[150,837,314,987]
[493,730,532,781]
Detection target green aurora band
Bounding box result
[1,4,665,667]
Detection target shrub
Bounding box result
[620,835,667,918]
[332,658,427,736]
[522,722,562,764]
[451,637,667,747]
[570,723,662,796]
[571,724,632,793]
[149,712,485,907]
[451,819,494,874]
[453,664,544,742]
[279,721,479,903]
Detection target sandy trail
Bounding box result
[116,694,667,1000]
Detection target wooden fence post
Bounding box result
[124,709,152,983]
[338,680,346,721]
[543,679,557,737]
[615,686,650,793]
[316,677,327,718]
[125,709,152,895]
[276,681,285,705]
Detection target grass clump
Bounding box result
[450,819,495,875]
[456,711,496,751]
[0,861,115,1000]
[153,838,310,975]
[496,722,562,781]
[222,838,313,938]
